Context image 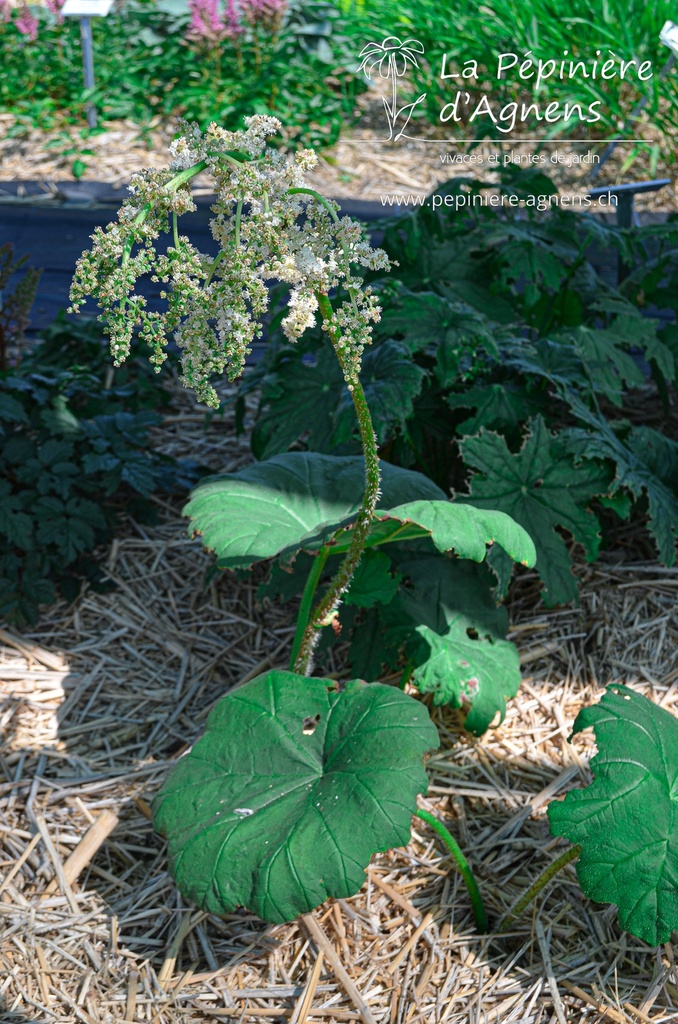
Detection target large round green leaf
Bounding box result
[548,684,678,945]
[184,452,445,569]
[152,670,439,924]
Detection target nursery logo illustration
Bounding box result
[357,36,427,140]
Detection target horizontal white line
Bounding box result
[339,138,650,144]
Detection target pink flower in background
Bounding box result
[45,0,66,23]
[240,0,287,33]
[15,2,39,40]
[187,0,229,44]
[0,0,11,23]
[223,0,242,38]
[185,0,287,47]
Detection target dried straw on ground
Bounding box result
[1,378,678,1024]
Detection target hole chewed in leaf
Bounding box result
[302,714,321,735]
[152,670,439,923]
[411,624,521,735]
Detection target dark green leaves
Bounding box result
[335,341,426,443]
[0,360,192,626]
[0,482,33,549]
[560,399,678,567]
[344,550,401,608]
[460,418,610,605]
[551,324,645,405]
[377,289,499,371]
[152,670,439,923]
[0,392,29,427]
[251,346,343,459]
[251,341,425,459]
[548,685,678,946]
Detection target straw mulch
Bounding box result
[1,379,678,1024]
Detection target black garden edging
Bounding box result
[0,179,671,339]
[0,183,406,336]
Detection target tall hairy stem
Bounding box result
[497,844,582,933]
[293,292,380,676]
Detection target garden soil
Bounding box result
[1,375,677,1024]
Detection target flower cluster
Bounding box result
[14,2,39,40]
[240,0,287,33]
[187,0,242,44]
[185,0,287,47]
[321,286,384,388]
[69,116,391,407]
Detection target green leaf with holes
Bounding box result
[410,623,521,735]
[548,685,678,946]
[152,670,439,923]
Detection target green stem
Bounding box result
[293,291,380,675]
[289,545,331,671]
[206,250,225,286]
[172,212,180,250]
[121,153,252,268]
[497,844,582,934]
[415,809,487,934]
[167,159,209,189]
[288,187,341,224]
[235,198,242,246]
[397,662,414,690]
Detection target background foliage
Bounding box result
[241,169,678,637]
[4,0,677,162]
[349,0,678,158]
[0,0,363,147]
[0,314,202,626]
